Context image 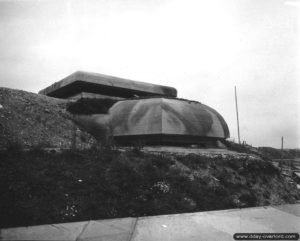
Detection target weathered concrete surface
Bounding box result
[109,98,229,144]
[272,203,300,217]
[77,218,136,241]
[69,92,124,100]
[72,114,111,141]
[0,221,88,240]
[132,205,300,241]
[39,71,177,98]
[69,97,229,145]
[140,146,244,156]
[1,204,299,241]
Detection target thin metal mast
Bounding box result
[281,136,284,160]
[235,86,241,144]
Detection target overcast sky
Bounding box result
[0,0,299,148]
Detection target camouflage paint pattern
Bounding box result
[109,98,229,139]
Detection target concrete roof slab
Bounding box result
[39,71,177,99]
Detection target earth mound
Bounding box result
[0,88,96,149]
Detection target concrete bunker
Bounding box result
[39,71,230,146]
[109,98,229,146]
[39,71,177,99]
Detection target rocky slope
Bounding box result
[0,88,96,149]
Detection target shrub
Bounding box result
[0,147,298,228]
[5,140,24,154]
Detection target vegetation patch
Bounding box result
[0,147,298,228]
[258,147,300,160]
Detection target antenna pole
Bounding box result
[281,136,284,160]
[235,86,241,144]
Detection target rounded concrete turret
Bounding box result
[109,97,229,145]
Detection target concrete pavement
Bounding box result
[1,204,299,241]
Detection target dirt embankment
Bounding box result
[0,148,298,228]
[0,87,96,149]
[258,147,300,160]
